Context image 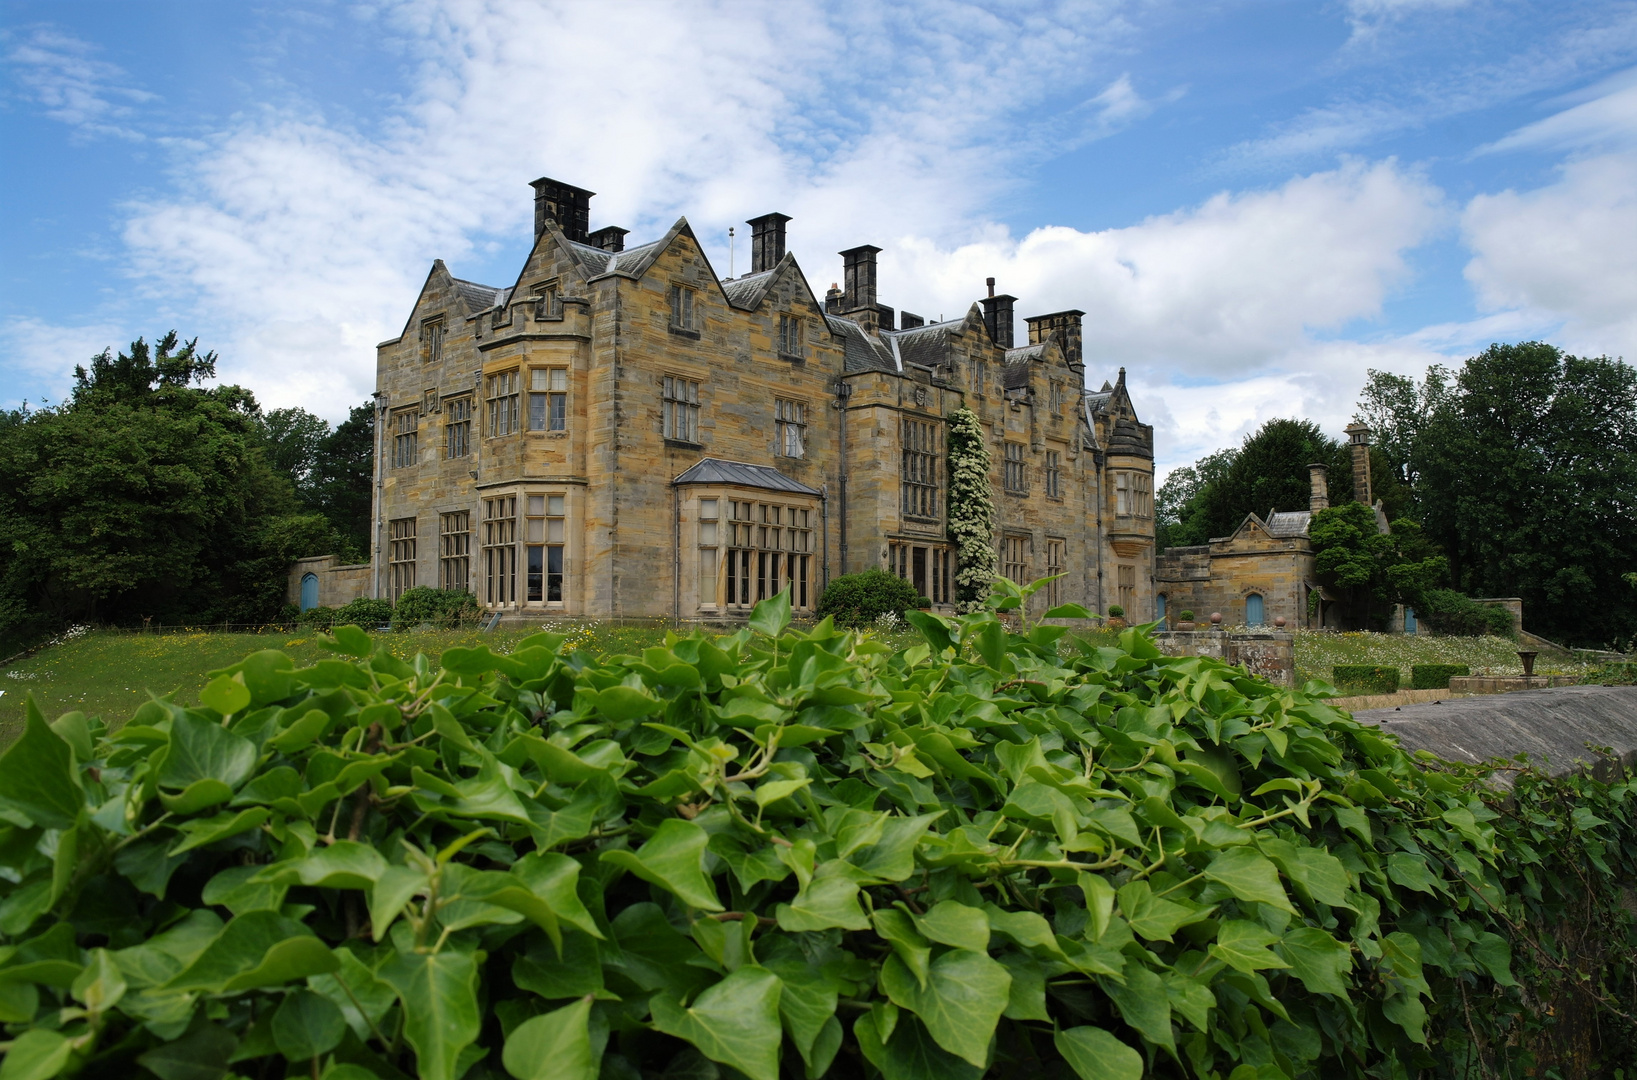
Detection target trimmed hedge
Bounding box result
[391,587,479,630]
[1412,664,1471,690]
[1333,663,1400,694]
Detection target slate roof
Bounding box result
[1266,511,1313,537]
[451,277,506,313]
[721,269,777,309]
[671,458,822,495]
[887,318,961,369]
[825,315,897,373]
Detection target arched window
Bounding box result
[300,573,319,612]
[1245,593,1264,627]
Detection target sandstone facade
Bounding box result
[365,178,1155,622]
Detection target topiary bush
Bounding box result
[332,596,393,629]
[1412,664,1471,690]
[1106,605,1125,619]
[0,596,1632,1079]
[390,587,480,631]
[1332,663,1401,694]
[814,568,919,629]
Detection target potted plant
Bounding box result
[1106,604,1126,629]
[914,595,933,611]
[1176,609,1196,631]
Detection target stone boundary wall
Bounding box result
[1154,630,1294,688]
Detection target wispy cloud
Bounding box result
[1478,65,1637,154]
[3,26,155,140]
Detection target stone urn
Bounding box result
[1517,651,1538,677]
[1274,616,1287,628]
[1175,621,1196,631]
[1209,612,1223,629]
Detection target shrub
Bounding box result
[1417,589,1517,638]
[815,568,919,628]
[391,586,480,630]
[332,596,393,628]
[296,604,336,628]
[913,595,932,609]
[1412,663,1471,689]
[274,602,300,624]
[1333,663,1400,694]
[1107,604,1125,618]
[1,603,1633,1077]
[1179,608,1195,621]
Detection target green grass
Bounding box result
[1289,629,1591,689]
[4,621,1575,743]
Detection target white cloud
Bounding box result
[0,316,131,410]
[1462,152,1637,358]
[1478,65,1637,154]
[2,26,154,139]
[106,0,1150,417]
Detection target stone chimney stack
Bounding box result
[530,177,595,243]
[1345,422,1373,505]
[840,245,881,311]
[586,226,628,252]
[980,278,1017,349]
[1308,463,1330,513]
[747,213,791,273]
[1026,309,1086,368]
[824,282,842,314]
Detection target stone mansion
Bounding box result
[299,178,1156,622]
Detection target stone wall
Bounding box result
[1154,629,1295,688]
[287,556,371,610]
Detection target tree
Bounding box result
[0,333,333,648]
[1160,419,1351,549]
[308,402,375,562]
[1413,342,1637,647]
[259,406,331,494]
[1155,448,1236,549]
[945,408,996,613]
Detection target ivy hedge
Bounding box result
[0,582,1633,1079]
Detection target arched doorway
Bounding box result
[300,573,319,612]
[1245,593,1264,627]
[1156,593,1167,627]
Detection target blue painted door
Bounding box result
[1405,607,1417,634]
[300,573,319,611]
[1246,593,1264,626]
[1156,593,1166,627]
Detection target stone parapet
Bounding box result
[1449,675,1580,694]
[1154,630,1294,688]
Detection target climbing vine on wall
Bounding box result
[947,407,997,613]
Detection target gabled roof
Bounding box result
[826,315,897,373]
[887,317,960,369]
[1266,511,1313,537]
[721,269,777,308]
[452,277,505,312]
[672,457,821,495]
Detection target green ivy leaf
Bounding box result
[1203,847,1295,913]
[168,807,270,856]
[1210,920,1293,974]
[913,900,989,952]
[199,675,252,717]
[872,908,933,988]
[775,860,871,931]
[164,910,339,993]
[135,1023,238,1080]
[1103,961,1176,1054]
[272,987,347,1061]
[600,819,722,911]
[1386,852,1437,894]
[159,711,257,794]
[1054,1025,1144,1080]
[503,996,596,1080]
[1472,931,1517,987]
[0,699,84,830]
[380,949,482,1080]
[0,1029,73,1080]
[880,949,1011,1067]
[854,1012,984,1080]
[1276,926,1353,996]
[651,966,783,1080]
[748,588,793,638]
[1118,880,1208,943]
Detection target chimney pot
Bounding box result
[529,177,595,243]
[747,213,791,274]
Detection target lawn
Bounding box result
[2,621,1592,743]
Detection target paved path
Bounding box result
[1351,685,1637,784]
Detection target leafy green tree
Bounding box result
[308,402,375,562]
[0,333,332,647]
[1160,420,1351,549]
[1413,342,1637,647]
[258,406,331,494]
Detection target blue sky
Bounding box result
[3,0,1635,472]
